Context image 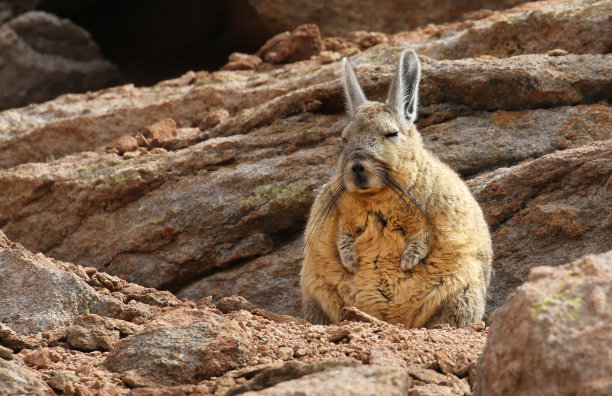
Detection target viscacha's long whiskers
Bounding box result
[302,178,345,257]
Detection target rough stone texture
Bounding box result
[240,364,411,396]
[222,53,263,71]
[0,322,39,352]
[257,24,323,64]
[0,7,610,395]
[416,0,612,59]
[178,239,303,316]
[0,358,53,396]
[0,11,120,111]
[469,141,612,316]
[476,251,612,396]
[105,135,138,154]
[422,104,611,177]
[144,118,178,148]
[0,229,186,338]
[0,231,105,334]
[65,314,141,351]
[47,369,78,395]
[226,358,363,395]
[235,0,526,38]
[217,294,309,325]
[104,308,253,387]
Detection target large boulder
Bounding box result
[476,251,612,396]
[104,308,253,387]
[0,11,120,111]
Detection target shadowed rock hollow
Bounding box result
[0,0,610,394]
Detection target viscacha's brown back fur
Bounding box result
[300,50,492,328]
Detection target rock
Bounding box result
[233,0,525,38]
[417,0,612,60]
[238,364,411,396]
[178,239,303,317]
[409,384,456,396]
[217,295,309,325]
[0,358,54,395]
[326,328,351,344]
[468,141,612,316]
[225,358,362,395]
[0,230,167,336]
[222,53,263,71]
[198,108,230,131]
[0,11,120,111]
[0,345,13,360]
[47,369,78,395]
[105,135,138,154]
[0,52,609,306]
[345,31,388,50]
[319,50,343,64]
[144,118,178,148]
[405,366,449,386]
[340,306,384,325]
[0,1,610,323]
[0,322,40,352]
[422,104,612,177]
[66,314,141,351]
[0,231,104,334]
[23,349,61,369]
[476,250,612,396]
[368,347,404,367]
[1,0,609,169]
[256,24,322,64]
[105,308,253,387]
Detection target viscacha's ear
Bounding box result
[342,57,367,117]
[386,49,421,123]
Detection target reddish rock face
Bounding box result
[469,142,612,317]
[477,251,612,396]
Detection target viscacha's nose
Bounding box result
[351,163,365,175]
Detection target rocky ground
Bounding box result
[0,0,611,394]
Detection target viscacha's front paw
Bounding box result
[338,233,359,273]
[400,250,420,271]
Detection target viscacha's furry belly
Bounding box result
[336,208,434,325]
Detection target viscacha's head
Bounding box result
[339,49,423,194]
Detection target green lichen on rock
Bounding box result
[530,288,584,322]
[241,180,309,211]
[80,290,97,314]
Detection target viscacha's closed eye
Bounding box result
[385,132,399,138]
